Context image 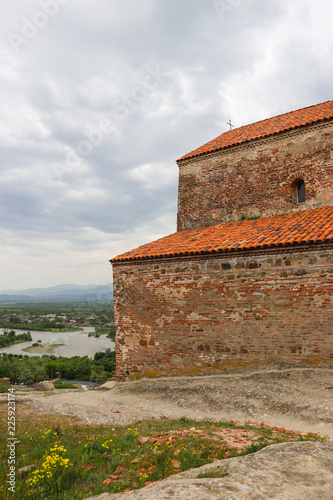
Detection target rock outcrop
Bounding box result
[35,381,55,391]
[95,381,117,391]
[85,442,333,500]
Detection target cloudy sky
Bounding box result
[0,0,332,290]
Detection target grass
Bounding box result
[0,405,326,499]
[53,381,79,389]
[197,468,228,478]
[239,214,261,220]
[2,324,83,332]
[0,380,11,393]
[89,326,116,341]
[22,343,65,354]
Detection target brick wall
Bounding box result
[112,245,333,378]
[177,121,333,231]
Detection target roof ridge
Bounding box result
[234,99,333,129]
[178,100,333,162]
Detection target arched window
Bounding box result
[296,180,305,204]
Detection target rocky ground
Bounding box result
[2,367,333,499]
[7,367,333,439]
[85,442,333,500]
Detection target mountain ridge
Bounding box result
[0,284,113,302]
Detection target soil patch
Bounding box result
[5,367,333,439]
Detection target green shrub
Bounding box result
[54,381,78,389]
[0,379,10,393]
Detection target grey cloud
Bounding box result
[0,0,332,288]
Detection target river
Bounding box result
[0,327,115,358]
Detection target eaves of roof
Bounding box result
[110,205,333,264]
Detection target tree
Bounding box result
[90,367,108,384]
[18,366,35,385]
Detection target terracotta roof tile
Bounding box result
[178,100,333,162]
[111,206,333,263]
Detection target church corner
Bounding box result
[110,100,333,379]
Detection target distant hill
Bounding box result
[0,294,34,302]
[0,284,113,302]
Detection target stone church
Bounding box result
[110,100,333,378]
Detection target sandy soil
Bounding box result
[4,368,333,439]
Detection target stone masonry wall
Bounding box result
[177,121,333,231]
[113,245,333,378]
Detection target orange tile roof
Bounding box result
[178,100,333,162]
[111,206,333,263]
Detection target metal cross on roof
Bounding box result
[227,119,234,131]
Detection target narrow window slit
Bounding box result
[297,180,305,204]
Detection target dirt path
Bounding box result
[7,368,333,438]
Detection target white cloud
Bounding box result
[127,162,177,191]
